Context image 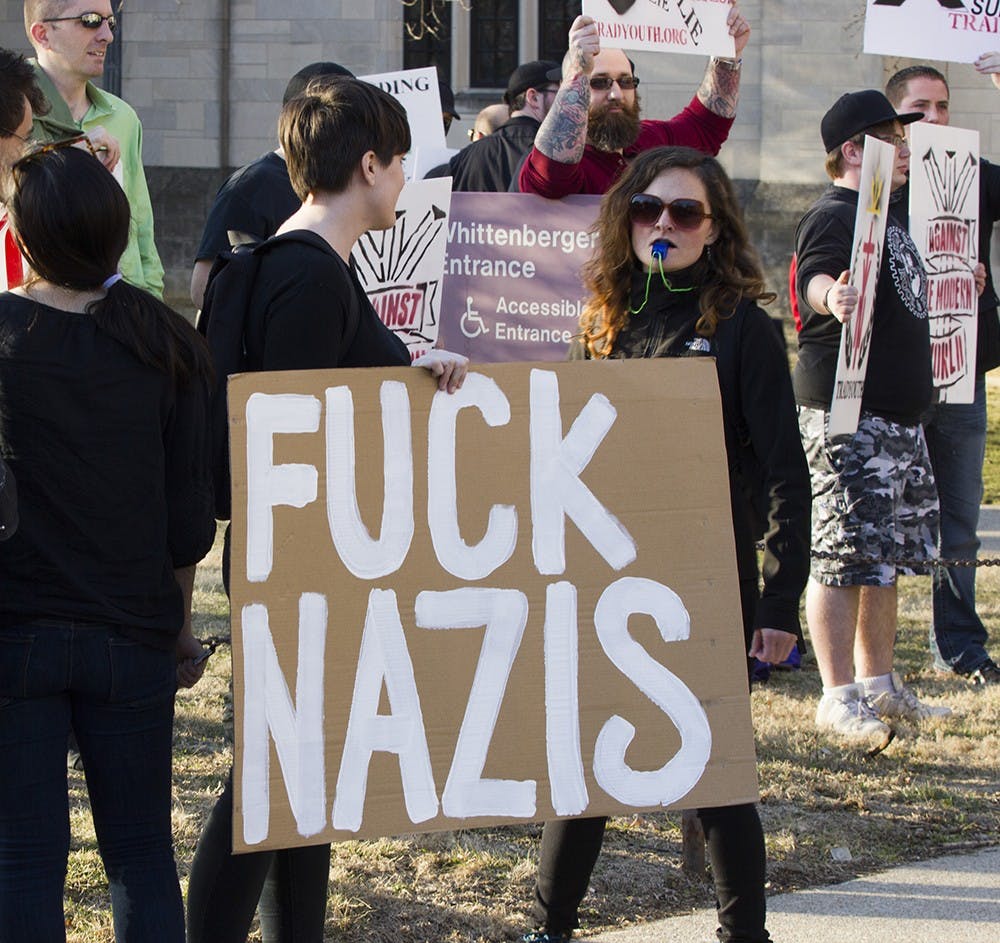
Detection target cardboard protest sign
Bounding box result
[829,136,896,436]
[360,67,446,182]
[437,194,600,362]
[908,122,980,403]
[354,178,452,361]
[582,0,735,57]
[228,359,758,853]
[864,0,1000,64]
[0,210,25,291]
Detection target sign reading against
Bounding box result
[360,67,446,181]
[228,360,758,853]
[354,178,452,361]
[864,0,999,64]
[829,136,896,436]
[437,193,600,362]
[909,122,980,403]
[581,0,735,56]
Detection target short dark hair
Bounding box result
[885,65,949,107]
[279,77,411,199]
[0,46,49,136]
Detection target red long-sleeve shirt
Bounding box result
[518,95,734,198]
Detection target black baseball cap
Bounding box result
[439,81,461,119]
[283,62,354,104]
[821,89,923,152]
[505,60,561,106]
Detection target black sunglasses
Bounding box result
[629,194,712,230]
[589,75,639,91]
[42,12,117,31]
[12,134,99,172]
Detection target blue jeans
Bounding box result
[924,375,992,674]
[0,622,183,943]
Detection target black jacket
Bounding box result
[571,266,811,645]
[448,115,541,192]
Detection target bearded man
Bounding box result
[518,3,750,197]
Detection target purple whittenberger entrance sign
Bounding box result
[437,193,601,362]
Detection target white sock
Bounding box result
[822,682,860,700]
[856,672,894,696]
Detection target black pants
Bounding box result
[186,773,331,943]
[531,805,768,943]
[531,572,773,943]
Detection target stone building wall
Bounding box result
[3,1,1000,309]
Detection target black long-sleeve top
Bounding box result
[571,266,811,644]
[0,293,216,650]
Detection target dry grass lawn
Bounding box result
[62,527,999,943]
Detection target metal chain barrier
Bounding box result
[807,549,1000,570]
[196,552,1000,651]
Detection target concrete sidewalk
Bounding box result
[977,505,1000,555]
[578,846,999,943]
[573,519,1000,942]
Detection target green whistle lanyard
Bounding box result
[629,256,695,315]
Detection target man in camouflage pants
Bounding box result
[792,90,952,751]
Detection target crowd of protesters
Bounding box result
[1,1,998,941]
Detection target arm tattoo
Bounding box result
[696,59,741,119]
[534,74,591,163]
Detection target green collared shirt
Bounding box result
[30,62,164,298]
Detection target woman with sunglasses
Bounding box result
[0,144,215,941]
[523,147,810,943]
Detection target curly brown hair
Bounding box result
[580,146,774,358]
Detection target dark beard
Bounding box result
[587,96,641,152]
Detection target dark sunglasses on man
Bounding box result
[42,12,117,31]
[589,75,640,91]
[628,193,713,230]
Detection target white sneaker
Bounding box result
[869,671,952,721]
[816,687,893,752]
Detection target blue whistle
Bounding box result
[651,239,670,259]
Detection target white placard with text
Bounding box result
[829,137,897,436]
[909,121,980,403]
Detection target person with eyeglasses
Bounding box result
[884,64,1000,688]
[24,0,164,298]
[428,60,562,193]
[468,103,509,142]
[517,2,750,198]
[793,90,955,751]
[520,145,810,943]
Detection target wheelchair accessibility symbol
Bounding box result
[460,296,490,338]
